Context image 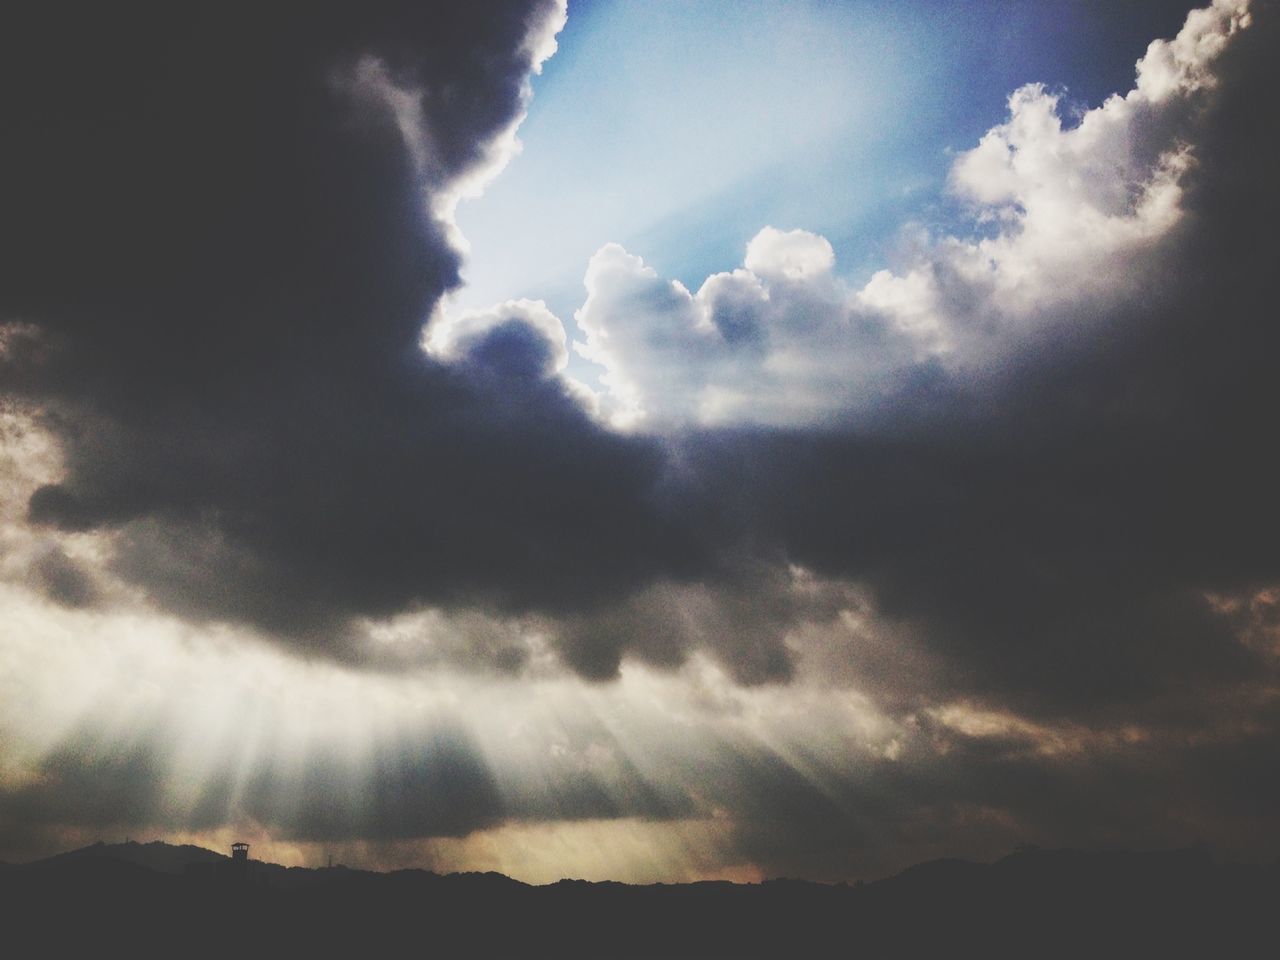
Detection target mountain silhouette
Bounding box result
[33,839,227,875]
[4,841,1275,956]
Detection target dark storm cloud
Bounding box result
[1,0,712,652]
[2,0,1278,731]
[667,0,1280,716]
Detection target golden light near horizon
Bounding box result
[0,560,925,880]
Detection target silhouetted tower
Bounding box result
[231,842,249,878]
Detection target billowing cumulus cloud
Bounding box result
[2,0,1280,883]
[484,0,1253,430]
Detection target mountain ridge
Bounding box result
[6,839,1276,956]
[11,837,1260,888]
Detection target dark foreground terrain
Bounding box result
[1,841,1275,956]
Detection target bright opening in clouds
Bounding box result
[436,0,1248,428]
[3,0,1279,886]
[447,1,911,321]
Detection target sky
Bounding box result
[1,0,1278,884]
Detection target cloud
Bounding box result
[29,545,101,610]
[476,0,1250,431]
[743,227,836,282]
[0,0,717,652]
[2,0,1280,881]
[0,0,1272,701]
[413,0,1280,730]
[426,298,571,380]
[419,0,1280,720]
[2,0,1274,699]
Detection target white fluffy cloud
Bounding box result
[572,235,924,427]
[433,0,1252,430]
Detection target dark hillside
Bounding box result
[4,842,1276,956]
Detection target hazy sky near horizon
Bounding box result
[2,0,1278,883]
